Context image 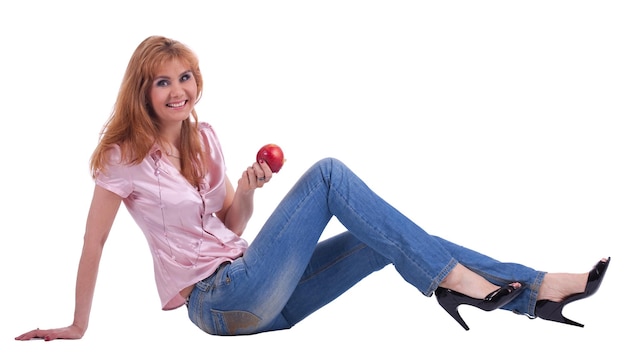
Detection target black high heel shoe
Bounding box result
[435,283,524,331]
[534,257,611,327]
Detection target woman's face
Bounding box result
[149,58,198,126]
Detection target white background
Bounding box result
[2,1,624,360]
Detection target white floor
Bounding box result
[3,1,623,360]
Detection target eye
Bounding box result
[155,79,170,87]
[156,79,170,87]
[180,72,193,82]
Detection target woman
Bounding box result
[15,36,610,340]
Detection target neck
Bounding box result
[159,121,183,145]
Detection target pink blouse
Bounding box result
[95,122,248,310]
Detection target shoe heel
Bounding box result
[436,290,470,330]
[535,300,584,327]
[435,283,524,331]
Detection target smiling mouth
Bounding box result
[167,100,187,108]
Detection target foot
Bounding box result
[537,257,609,302]
[440,264,521,300]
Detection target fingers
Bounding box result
[15,328,49,341]
[257,159,273,177]
[244,162,272,188]
[15,326,82,341]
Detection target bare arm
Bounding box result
[15,185,122,341]
[216,160,273,236]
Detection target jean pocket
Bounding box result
[210,309,262,336]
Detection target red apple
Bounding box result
[256,144,285,173]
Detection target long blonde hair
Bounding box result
[90,35,207,187]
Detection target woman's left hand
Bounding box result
[239,159,273,191]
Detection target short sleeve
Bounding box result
[94,144,133,198]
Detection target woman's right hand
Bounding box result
[15,324,85,341]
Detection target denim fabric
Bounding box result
[187,158,544,335]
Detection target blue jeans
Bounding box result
[187,158,544,335]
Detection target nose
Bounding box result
[170,81,185,97]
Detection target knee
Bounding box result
[305,157,351,186]
[314,157,346,172]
